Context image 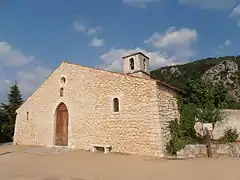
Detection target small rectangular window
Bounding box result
[113,98,119,112]
[60,88,64,97]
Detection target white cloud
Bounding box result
[0,66,52,102]
[73,21,102,35]
[123,0,161,7]
[123,0,238,9]
[230,4,240,16]
[73,21,86,32]
[0,76,12,102]
[0,41,52,102]
[0,42,34,67]
[17,66,52,97]
[216,39,232,55]
[99,48,175,72]
[145,27,197,48]
[87,27,102,35]
[225,40,231,46]
[73,20,105,46]
[218,39,231,48]
[145,27,198,61]
[179,0,238,9]
[99,27,198,72]
[89,38,104,47]
[229,4,240,27]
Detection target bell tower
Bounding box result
[122,52,150,79]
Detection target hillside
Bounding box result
[150,56,240,101]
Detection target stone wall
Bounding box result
[195,109,240,140]
[13,62,179,157]
[213,109,240,140]
[177,143,240,158]
[157,83,180,154]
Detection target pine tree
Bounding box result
[0,83,23,142]
[7,83,23,110]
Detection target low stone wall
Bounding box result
[177,143,240,158]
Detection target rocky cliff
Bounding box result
[151,56,240,101]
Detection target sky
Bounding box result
[1,0,240,101]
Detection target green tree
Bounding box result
[182,78,229,125]
[183,78,230,109]
[196,103,223,127]
[166,78,230,155]
[0,83,23,142]
[179,104,198,139]
[0,108,8,142]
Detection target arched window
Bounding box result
[113,98,119,112]
[60,77,66,84]
[129,58,134,70]
[60,88,64,97]
[143,59,146,71]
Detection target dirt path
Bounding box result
[0,145,240,180]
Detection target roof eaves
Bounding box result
[122,52,150,59]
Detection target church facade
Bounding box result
[13,52,180,157]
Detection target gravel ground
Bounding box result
[0,145,240,180]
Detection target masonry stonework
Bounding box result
[194,109,240,140]
[14,58,179,157]
[177,144,240,158]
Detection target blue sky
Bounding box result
[0,0,240,101]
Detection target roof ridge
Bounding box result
[62,61,154,81]
[61,61,180,92]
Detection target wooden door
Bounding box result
[55,103,68,146]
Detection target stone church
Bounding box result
[13,52,180,157]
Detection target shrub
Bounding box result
[179,104,197,138]
[219,128,239,143]
[165,119,188,155]
[166,138,187,155]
